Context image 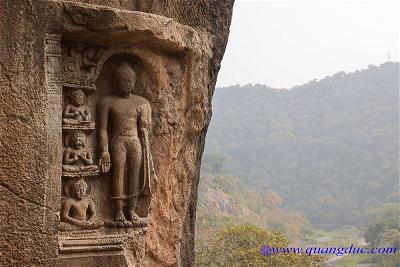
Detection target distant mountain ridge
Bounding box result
[204,62,399,229]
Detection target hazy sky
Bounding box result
[216,0,399,88]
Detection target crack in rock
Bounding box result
[0,182,57,212]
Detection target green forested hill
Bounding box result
[204,62,399,229]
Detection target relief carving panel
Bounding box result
[55,39,160,265]
[42,3,215,265]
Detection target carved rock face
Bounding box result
[0,1,234,266]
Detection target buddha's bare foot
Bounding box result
[128,209,147,226]
[114,210,125,222]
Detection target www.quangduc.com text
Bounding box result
[260,244,398,257]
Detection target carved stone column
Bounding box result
[0,1,234,266]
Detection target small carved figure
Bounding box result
[62,44,107,87]
[60,178,103,230]
[98,63,156,226]
[63,89,91,125]
[62,131,98,172]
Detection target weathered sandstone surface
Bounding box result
[0,1,234,266]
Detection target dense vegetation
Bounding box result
[196,164,324,265]
[195,161,399,266]
[334,203,400,266]
[204,62,399,229]
[196,62,398,266]
[196,224,324,266]
[196,172,313,241]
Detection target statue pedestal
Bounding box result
[58,229,146,266]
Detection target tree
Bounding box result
[201,154,226,175]
[196,224,325,266]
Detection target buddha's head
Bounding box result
[71,131,86,149]
[72,179,88,200]
[111,63,136,97]
[69,89,86,106]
